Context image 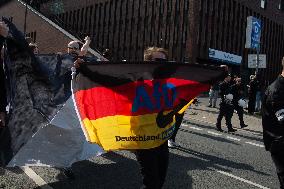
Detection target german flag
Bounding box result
[72,62,225,151]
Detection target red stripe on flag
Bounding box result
[74,78,209,120]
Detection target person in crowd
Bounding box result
[0,21,8,129]
[262,57,284,189]
[220,64,229,75]
[168,112,184,147]
[0,21,9,166]
[74,46,172,187]
[133,46,170,188]
[255,75,262,112]
[67,36,91,58]
[29,43,39,54]
[216,74,236,132]
[25,37,33,44]
[58,36,92,180]
[56,36,92,180]
[208,83,219,108]
[247,75,259,114]
[231,77,248,128]
[102,48,112,61]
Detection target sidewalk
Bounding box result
[183,97,263,133]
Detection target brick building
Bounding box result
[1,0,284,84]
[0,0,101,57]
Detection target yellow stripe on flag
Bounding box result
[82,112,176,150]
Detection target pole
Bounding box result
[23,0,28,35]
[256,45,260,76]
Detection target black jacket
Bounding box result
[219,81,232,105]
[231,83,244,106]
[0,36,7,112]
[262,75,284,151]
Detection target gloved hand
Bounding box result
[238,99,247,108]
[275,109,284,122]
[225,94,233,101]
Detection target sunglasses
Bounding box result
[154,58,168,62]
[68,47,79,50]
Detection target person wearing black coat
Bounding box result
[216,74,236,132]
[248,75,260,114]
[262,59,284,189]
[231,77,248,128]
[0,21,8,128]
[0,21,10,166]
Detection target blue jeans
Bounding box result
[209,89,219,107]
[255,91,262,112]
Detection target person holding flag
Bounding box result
[72,46,225,188]
[134,47,171,188]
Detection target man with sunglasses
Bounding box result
[59,36,91,180]
[67,36,91,58]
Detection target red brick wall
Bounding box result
[0,1,72,54]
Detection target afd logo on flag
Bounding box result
[132,82,177,112]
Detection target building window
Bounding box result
[25,31,37,43]
[279,0,284,11]
[260,0,266,9]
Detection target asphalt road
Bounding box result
[0,98,280,189]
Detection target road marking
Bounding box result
[207,131,222,136]
[182,121,265,148]
[20,166,53,189]
[245,142,265,148]
[181,124,203,131]
[189,126,203,131]
[226,136,241,141]
[215,170,270,189]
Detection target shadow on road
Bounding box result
[34,143,270,189]
[174,146,269,176]
[179,128,241,146]
[35,151,193,189]
[185,121,263,143]
[34,141,269,189]
[0,166,24,176]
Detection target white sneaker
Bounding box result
[168,140,179,147]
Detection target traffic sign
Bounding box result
[248,54,266,68]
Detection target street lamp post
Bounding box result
[23,0,28,36]
[256,45,260,75]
